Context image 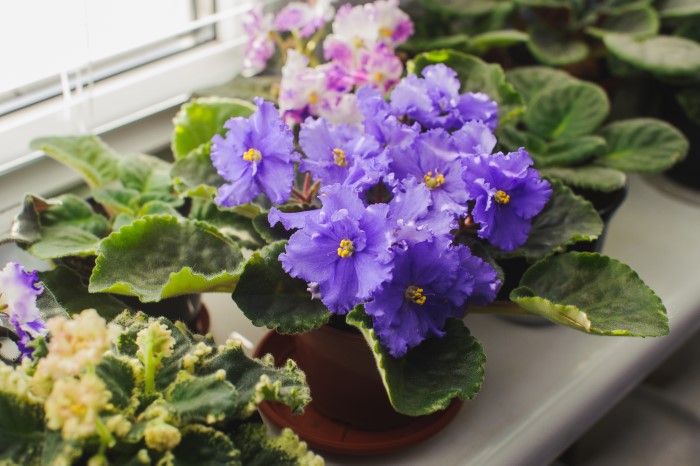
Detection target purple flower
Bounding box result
[243,7,275,74]
[390,64,499,131]
[365,241,496,357]
[389,129,468,215]
[463,148,552,251]
[273,184,393,314]
[274,0,335,38]
[211,98,297,207]
[0,262,47,359]
[387,178,455,248]
[299,117,385,190]
[452,120,497,156]
[357,86,419,153]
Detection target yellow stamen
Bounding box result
[379,27,393,38]
[405,285,427,305]
[333,148,347,167]
[243,148,262,162]
[309,91,318,104]
[495,190,510,205]
[423,170,445,190]
[337,239,354,258]
[373,72,385,83]
[354,38,365,49]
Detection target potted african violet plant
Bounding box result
[0,261,322,465]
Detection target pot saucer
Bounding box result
[254,331,463,456]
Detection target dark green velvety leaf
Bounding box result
[171,97,256,160]
[167,373,239,424]
[40,431,83,466]
[677,88,700,125]
[347,307,485,416]
[540,166,627,192]
[586,6,659,39]
[197,339,311,416]
[535,135,607,167]
[189,199,265,249]
[415,0,505,16]
[604,34,700,76]
[95,354,136,410]
[496,125,548,154]
[251,205,308,244]
[172,425,239,466]
[28,226,102,259]
[501,180,603,260]
[596,118,688,173]
[657,0,700,18]
[6,194,48,244]
[38,266,127,320]
[40,194,110,237]
[506,66,576,103]
[30,135,119,188]
[232,241,330,333]
[233,424,323,466]
[0,389,45,465]
[401,34,472,54]
[93,187,140,215]
[525,81,609,139]
[119,153,174,195]
[112,213,136,232]
[410,50,524,121]
[511,252,669,336]
[470,30,529,50]
[527,26,589,66]
[598,0,652,14]
[136,201,182,217]
[89,215,244,302]
[171,143,224,199]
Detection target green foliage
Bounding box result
[171,142,224,200]
[657,0,700,18]
[232,242,330,334]
[347,307,486,416]
[0,390,45,465]
[511,252,669,335]
[539,166,627,192]
[527,26,589,66]
[171,97,256,160]
[604,34,700,76]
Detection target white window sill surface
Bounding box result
[202,175,700,465]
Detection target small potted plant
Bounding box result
[0,261,322,465]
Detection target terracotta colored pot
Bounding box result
[293,324,413,430]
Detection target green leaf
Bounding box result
[415,0,505,16]
[89,215,244,302]
[401,34,472,54]
[597,0,652,14]
[171,97,256,160]
[535,135,608,167]
[515,0,572,6]
[506,66,576,103]
[603,34,700,77]
[657,0,700,18]
[410,50,524,121]
[347,307,485,416]
[596,118,688,173]
[232,242,330,334]
[502,180,603,260]
[0,389,45,465]
[586,6,659,39]
[95,354,136,410]
[30,135,119,189]
[93,187,140,215]
[119,153,174,195]
[469,30,530,50]
[511,252,669,336]
[172,425,239,466]
[527,26,590,66]
[189,199,265,249]
[524,81,610,139]
[496,125,548,153]
[38,266,127,320]
[41,431,82,466]
[39,195,109,236]
[171,143,224,199]
[195,75,280,103]
[28,226,102,259]
[167,372,239,424]
[539,166,627,192]
[676,88,700,126]
[233,424,323,466]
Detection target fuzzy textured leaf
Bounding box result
[540,166,627,192]
[535,136,608,167]
[171,97,256,160]
[501,180,603,260]
[410,50,524,120]
[506,66,575,103]
[527,26,589,66]
[189,199,265,249]
[511,252,669,336]
[587,6,659,39]
[167,373,239,424]
[95,354,136,410]
[347,307,485,416]
[596,118,688,173]
[525,81,610,139]
[28,226,102,259]
[171,143,224,199]
[30,135,119,188]
[233,424,323,466]
[89,215,244,302]
[470,30,529,50]
[416,0,504,16]
[657,0,700,18]
[38,266,127,320]
[232,242,330,334]
[604,34,700,76]
[0,389,45,465]
[172,425,240,466]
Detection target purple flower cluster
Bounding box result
[0,262,47,359]
[212,63,551,357]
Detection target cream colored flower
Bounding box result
[45,373,111,440]
[136,321,175,361]
[144,420,182,451]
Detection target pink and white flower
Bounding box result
[243,6,275,74]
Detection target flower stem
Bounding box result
[95,416,115,450]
